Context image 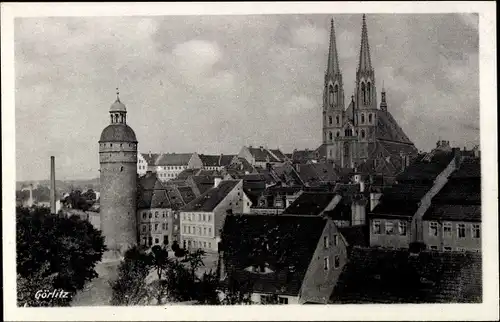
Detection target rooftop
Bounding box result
[220,214,328,296]
[181,180,239,212]
[155,153,193,166]
[282,192,336,216]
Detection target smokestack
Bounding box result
[50,156,56,214]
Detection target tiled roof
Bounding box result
[375,110,414,144]
[291,149,317,163]
[163,185,186,210]
[338,226,369,247]
[431,178,481,205]
[451,157,480,179]
[177,186,197,204]
[269,149,287,161]
[271,163,304,186]
[330,247,482,303]
[371,184,433,218]
[176,168,201,180]
[396,150,454,183]
[297,163,341,186]
[248,147,285,163]
[422,204,481,222]
[181,180,239,212]
[190,175,219,195]
[199,154,221,167]
[219,155,236,166]
[140,153,161,164]
[220,214,327,296]
[155,153,193,166]
[137,173,187,210]
[282,192,336,216]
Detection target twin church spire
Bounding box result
[324,14,380,113]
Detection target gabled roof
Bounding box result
[220,214,328,296]
[189,175,219,195]
[282,192,336,216]
[297,163,342,186]
[291,149,317,163]
[220,155,236,166]
[247,147,285,163]
[269,149,288,162]
[176,168,201,180]
[371,183,433,218]
[177,186,197,204]
[155,153,193,166]
[330,247,482,303]
[181,180,239,212]
[140,153,161,164]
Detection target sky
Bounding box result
[14,13,479,181]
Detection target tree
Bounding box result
[110,246,151,306]
[196,270,220,305]
[16,206,106,306]
[182,249,206,280]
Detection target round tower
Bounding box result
[98,90,138,260]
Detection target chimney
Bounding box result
[214,177,222,188]
[50,156,56,214]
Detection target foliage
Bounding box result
[66,189,95,211]
[182,249,206,279]
[219,275,253,305]
[16,206,106,307]
[110,246,151,306]
[196,270,220,305]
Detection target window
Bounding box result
[162,212,165,218]
[183,226,186,233]
[361,113,365,124]
[429,246,438,251]
[398,221,407,236]
[329,85,334,107]
[162,223,166,230]
[361,130,365,139]
[163,235,168,245]
[149,212,152,219]
[142,225,146,232]
[372,220,381,234]
[443,222,452,237]
[444,247,452,252]
[198,227,202,235]
[203,214,206,221]
[333,234,339,246]
[458,224,466,238]
[369,113,373,123]
[203,241,207,248]
[278,297,288,304]
[188,226,191,234]
[385,221,394,234]
[361,82,366,104]
[142,237,147,246]
[367,82,371,104]
[323,236,329,248]
[155,211,159,218]
[203,227,207,236]
[334,255,340,269]
[142,213,146,219]
[329,132,333,141]
[336,115,340,124]
[323,257,329,270]
[154,238,159,244]
[148,237,153,246]
[429,222,438,237]
[198,214,201,221]
[472,224,480,238]
[336,131,340,137]
[208,215,211,221]
[208,227,212,234]
[154,224,158,231]
[208,242,212,248]
[329,116,332,125]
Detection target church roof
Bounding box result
[99,124,137,142]
[375,110,413,144]
[357,14,373,72]
[327,18,341,75]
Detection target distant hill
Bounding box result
[16,178,100,199]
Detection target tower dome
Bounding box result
[110,98,127,112]
[99,124,137,142]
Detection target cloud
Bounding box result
[291,24,328,49]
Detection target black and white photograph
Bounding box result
[2,1,498,321]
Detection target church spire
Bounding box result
[357,14,372,72]
[327,18,340,75]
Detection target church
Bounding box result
[317,15,418,179]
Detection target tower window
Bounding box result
[361,114,365,124]
[336,115,340,124]
[361,82,366,105]
[329,116,332,125]
[329,85,334,107]
[110,144,113,147]
[369,113,373,123]
[361,130,366,139]
[334,84,339,105]
[329,132,333,141]
[367,82,371,104]
[336,131,340,137]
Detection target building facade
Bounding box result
[98,92,138,258]
[154,153,203,182]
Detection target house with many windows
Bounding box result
[422,157,481,252]
[218,214,348,304]
[137,152,160,176]
[154,153,203,181]
[179,179,252,253]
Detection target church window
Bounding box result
[329,85,334,107]
[361,114,365,124]
[336,115,340,124]
[329,132,333,141]
[369,113,373,123]
[336,131,340,137]
[361,82,366,105]
[329,116,332,125]
[367,82,371,104]
[361,130,366,139]
[334,84,339,105]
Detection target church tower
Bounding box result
[354,14,378,160]
[322,18,345,161]
[98,89,138,260]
